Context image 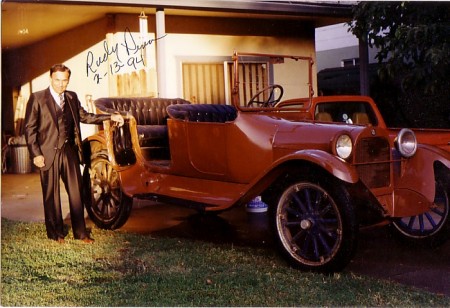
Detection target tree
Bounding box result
[348,2,449,128]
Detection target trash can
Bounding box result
[9,145,32,174]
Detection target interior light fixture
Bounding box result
[18,4,29,35]
[139,10,148,38]
[139,10,149,67]
[18,28,29,35]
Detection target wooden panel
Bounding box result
[182,63,225,104]
[114,69,155,97]
[179,62,269,105]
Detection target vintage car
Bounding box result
[278,93,450,247]
[82,52,450,273]
[294,95,450,153]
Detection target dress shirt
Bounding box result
[49,87,64,109]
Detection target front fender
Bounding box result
[274,149,359,184]
[396,144,450,203]
[234,149,360,209]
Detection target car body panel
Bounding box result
[104,112,370,210]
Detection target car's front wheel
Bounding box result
[270,176,358,273]
[83,151,132,230]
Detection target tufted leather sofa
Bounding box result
[167,104,237,123]
[94,97,191,160]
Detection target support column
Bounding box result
[359,37,369,96]
[106,14,117,97]
[156,8,167,97]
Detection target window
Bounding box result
[182,61,269,106]
[314,101,378,125]
[341,58,359,67]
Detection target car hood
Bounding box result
[270,115,367,151]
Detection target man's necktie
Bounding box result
[59,93,65,111]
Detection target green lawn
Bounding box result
[1,218,448,307]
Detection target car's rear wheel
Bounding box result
[391,177,449,247]
[83,151,132,230]
[271,176,358,273]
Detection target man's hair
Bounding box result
[50,64,71,77]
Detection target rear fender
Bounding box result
[82,117,141,171]
[82,134,107,167]
[103,117,141,169]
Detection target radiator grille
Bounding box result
[355,137,391,188]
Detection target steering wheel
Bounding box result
[247,84,284,107]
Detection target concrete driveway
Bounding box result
[2,173,449,297]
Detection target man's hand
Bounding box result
[33,155,45,168]
[111,113,124,126]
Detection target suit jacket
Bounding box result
[24,87,110,171]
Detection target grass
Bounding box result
[1,217,449,307]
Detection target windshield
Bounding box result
[232,52,314,110]
[314,101,378,126]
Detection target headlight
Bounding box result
[395,128,417,158]
[335,134,353,160]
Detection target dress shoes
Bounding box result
[56,237,65,244]
[79,237,95,244]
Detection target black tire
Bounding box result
[83,151,132,230]
[270,176,358,273]
[391,177,449,247]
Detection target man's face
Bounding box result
[50,71,70,94]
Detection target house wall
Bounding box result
[165,34,316,99]
[2,13,316,138]
[316,45,378,72]
[315,22,378,72]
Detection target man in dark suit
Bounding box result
[24,64,123,243]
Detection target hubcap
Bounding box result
[102,183,110,194]
[300,219,312,230]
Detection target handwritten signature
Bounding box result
[86,27,166,84]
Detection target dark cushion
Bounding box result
[94,97,191,126]
[167,104,237,123]
[136,125,168,146]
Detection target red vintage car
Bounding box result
[83,52,449,273]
